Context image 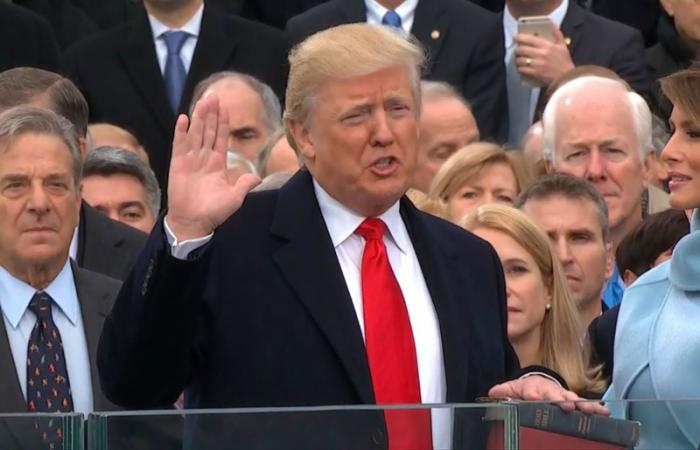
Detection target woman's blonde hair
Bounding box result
[462,204,606,395]
[428,142,533,203]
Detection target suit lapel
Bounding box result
[71,262,117,411]
[400,200,470,403]
[270,171,375,404]
[411,0,449,77]
[180,4,239,114]
[0,313,26,412]
[559,2,586,58]
[118,9,175,136]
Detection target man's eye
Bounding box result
[122,210,144,221]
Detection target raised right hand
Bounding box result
[165,94,261,241]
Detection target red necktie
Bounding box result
[356,218,432,450]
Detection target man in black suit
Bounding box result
[0,4,60,72]
[99,23,604,449]
[504,0,649,145]
[0,67,147,280]
[286,0,508,142]
[64,0,289,194]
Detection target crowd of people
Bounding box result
[0,0,698,449]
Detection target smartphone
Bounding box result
[516,16,555,87]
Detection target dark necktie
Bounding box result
[356,218,432,450]
[26,292,73,450]
[382,10,402,30]
[162,30,189,113]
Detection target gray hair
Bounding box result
[542,76,652,164]
[190,71,282,134]
[84,146,161,218]
[651,114,670,155]
[515,173,610,242]
[0,106,82,187]
[420,80,472,110]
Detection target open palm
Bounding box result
[166,95,260,241]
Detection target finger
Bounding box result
[514,34,546,47]
[202,94,220,151]
[213,102,230,155]
[576,400,611,416]
[187,97,209,155]
[226,172,261,206]
[488,382,516,399]
[551,24,565,44]
[172,114,190,157]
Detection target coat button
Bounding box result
[372,428,384,445]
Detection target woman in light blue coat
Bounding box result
[604,66,700,449]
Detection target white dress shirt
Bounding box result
[148,4,204,75]
[0,260,93,416]
[365,0,419,35]
[164,180,451,449]
[503,0,569,122]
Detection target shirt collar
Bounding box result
[148,3,204,40]
[0,259,79,328]
[503,0,569,49]
[365,0,418,32]
[313,179,409,254]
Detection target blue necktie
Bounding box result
[26,292,73,450]
[382,10,402,29]
[506,49,532,146]
[162,30,189,113]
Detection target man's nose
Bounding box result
[27,184,50,214]
[554,238,574,264]
[370,110,394,147]
[585,150,606,181]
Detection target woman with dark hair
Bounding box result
[604,66,700,449]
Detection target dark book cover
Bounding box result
[485,403,641,450]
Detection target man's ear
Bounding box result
[660,0,675,16]
[78,137,89,161]
[287,119,315,164]
[605,241,615,279]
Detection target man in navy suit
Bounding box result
[286,0,508,142]
[99,23,605,448]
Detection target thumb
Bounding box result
[232,173,262,197]
[551,24,565,44]
[488,382,516,399]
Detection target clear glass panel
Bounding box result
[88,403,516,450]
[0,412,83,450]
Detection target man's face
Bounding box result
[206,79,270,161]
[522,196,612,310]
[265,137,299,176]
[290,66,419,217]
[82,173,156,234]
[413,97,479,192]
[0,133,80,275]
[550,96,650,235]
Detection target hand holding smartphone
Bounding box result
[516,16,555,87]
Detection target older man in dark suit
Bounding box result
[63,0,289,195]
[286,0,508,143]
[100,23,605,449]
[0,67,147,281]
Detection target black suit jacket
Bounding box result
[286,0,509,142]
[78,202,147,281]
[64,5,289,191]
[0,3,60,72]
[98,170,519,448]
[588,303,620,383]
[14,0,100,50]
[559,2,649,96]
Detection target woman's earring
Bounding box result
[545,304,552,311]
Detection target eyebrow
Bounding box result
[502,257,529,266]
[231,126,260,137]
[118,201,147,210]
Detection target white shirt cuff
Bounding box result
[163,218,213,260]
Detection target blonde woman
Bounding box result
[428,142,533,224]
[463,204,606,397]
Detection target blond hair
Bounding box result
[428,142,533,202]
[406,188,449,219]
[284,23,425,148]
[462,204,606,395]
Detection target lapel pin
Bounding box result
[431,30,440,40]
